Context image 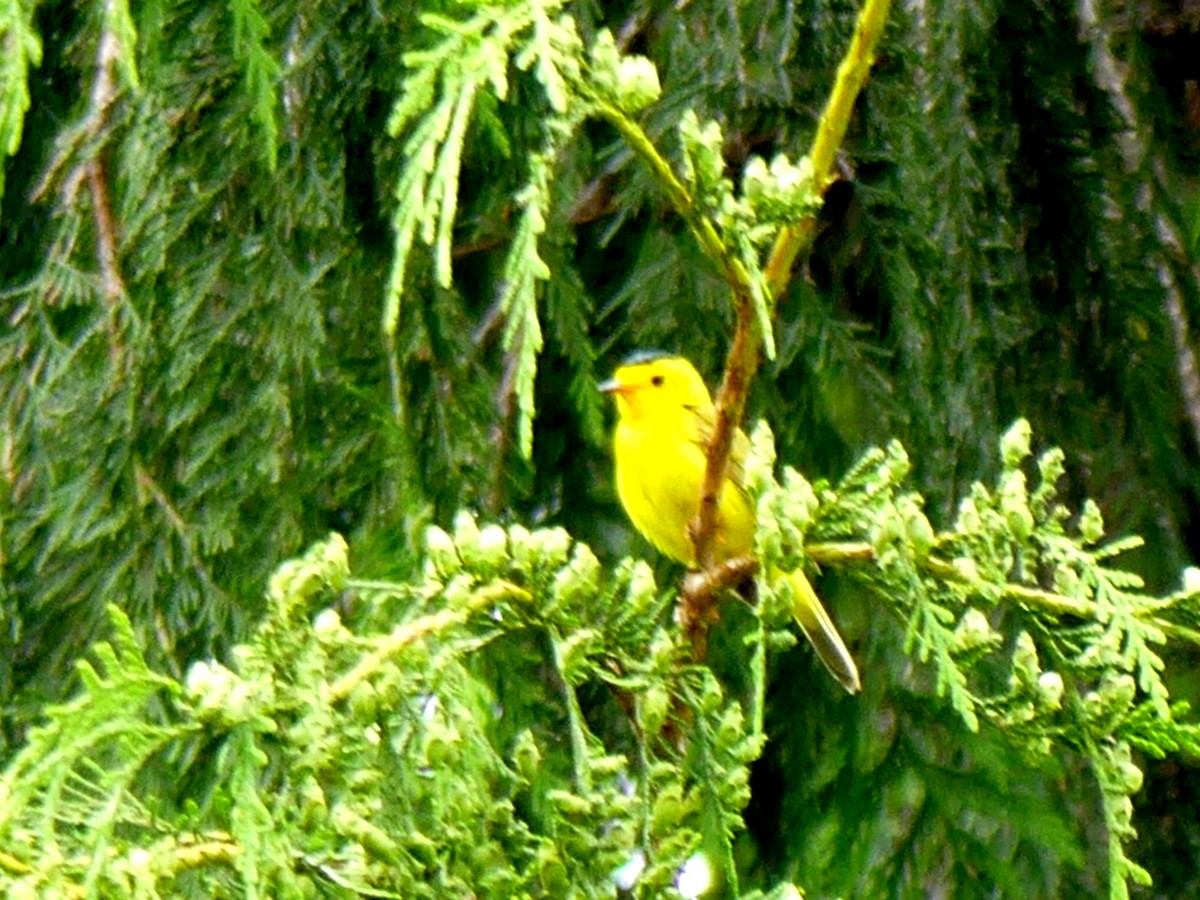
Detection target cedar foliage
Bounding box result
[4,0,1200,896]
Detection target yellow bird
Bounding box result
[600,352,860,694]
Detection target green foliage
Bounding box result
[6,0,1200,896]
[1,0,413,717]
[756,419,1200,898]
[4,422,1200,897]
[0,529,780,896]
[0,0,41,205]
[676,108,785,359]
[227,0,279,169]
[382,1,663,456]
[0,604,197,896]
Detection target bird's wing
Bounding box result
[687,404,750,489]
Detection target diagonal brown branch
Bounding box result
[683,0,894,654]
[695,0,894,575]
[45,12,130,370]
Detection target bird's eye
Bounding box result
[651,375,665,387]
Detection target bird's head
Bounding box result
[599,353,713,422]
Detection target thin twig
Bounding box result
[547,623,595,792]
[806,540,878,566]
[763,0,893,297]
[87,20,129,368]
[592,99,756,301]
[919,553,1200,646]
[807,540,1200,644]
[693,309,760,572]
[88,157,126,367]
[589,97,760,600]
[487,336,521,516]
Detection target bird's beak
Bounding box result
[598,377,625,395]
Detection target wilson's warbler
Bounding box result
[600,352,861,694]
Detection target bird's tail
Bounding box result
[779,567,861,694]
